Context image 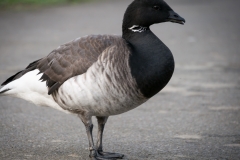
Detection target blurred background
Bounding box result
[0,0,94,9]
[0,0,240,159]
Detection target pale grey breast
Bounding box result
[51,36,147,116]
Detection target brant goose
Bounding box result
[0,0,185,159]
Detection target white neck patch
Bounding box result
[128,25,148,33]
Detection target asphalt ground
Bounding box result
[0,0,240,159]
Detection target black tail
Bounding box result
[0,89,11,94]
[1,59,41,86]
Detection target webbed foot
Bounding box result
[98,150,124,159]
[90,150,124,160]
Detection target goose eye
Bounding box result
[153,5,161,10]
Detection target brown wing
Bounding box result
[36,35,122,94]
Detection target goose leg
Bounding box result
[96,116,124,159]
[78,114,97,159]
[78,114,115,160]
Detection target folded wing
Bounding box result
[2,35,121,95]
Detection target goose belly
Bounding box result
[53,64,146,116]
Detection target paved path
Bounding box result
[0,0,240,159]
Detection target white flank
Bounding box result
[0,69,68,113]
[53,46,146,116]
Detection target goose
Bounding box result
[0,0,185,159]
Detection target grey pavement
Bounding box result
[0,0,240,159]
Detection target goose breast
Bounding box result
[52,37,146,116]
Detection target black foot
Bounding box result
[98,151,124,159]
[91,151,124,160]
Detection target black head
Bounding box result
[122,0,185,33]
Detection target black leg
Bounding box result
[96,116,108,152]
[78,114,97,158]
[78,114,124,159]
[95,116,124,159]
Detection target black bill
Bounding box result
[168,10,186,25]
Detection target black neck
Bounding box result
[122,25,149,41]
[123,29,175,98]
[122,9,150,40]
